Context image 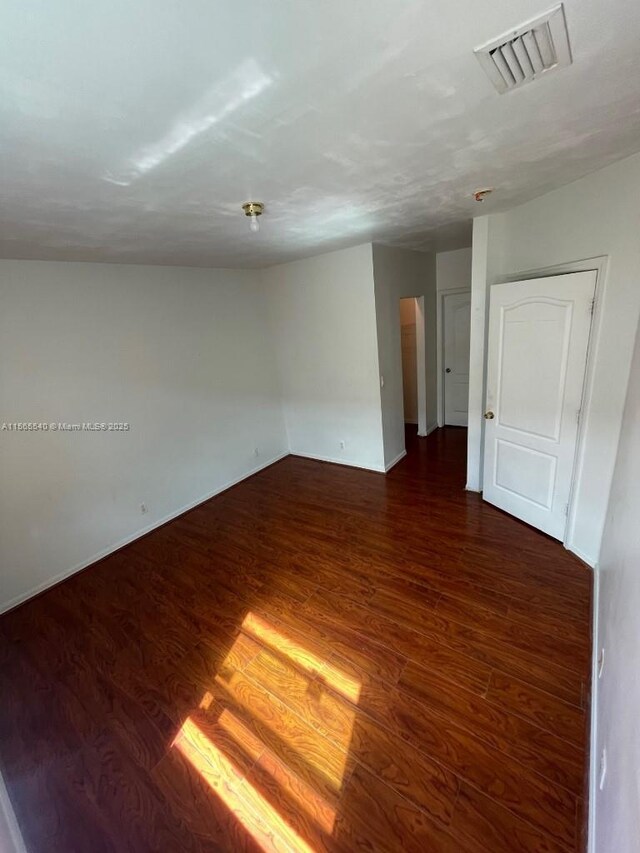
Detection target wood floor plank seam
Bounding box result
[236,613,581,844]
[192,514,559,613]
[359,656,585,794]
[179,578,586,759]
[276,586,582,709]
[332,651,581,812]
[484,663,586,715]
[447,777,576,853]
[306,582,585,683]
[230,635,468,834]
[197,527,587,640]
[483,671,587,748]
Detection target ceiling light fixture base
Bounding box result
[242,202,264,218]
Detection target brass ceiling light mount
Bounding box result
[242,201,264,233]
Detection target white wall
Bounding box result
[399,298,418,424]
[436,247,472,293]
[264,244,385,471]
[0,260,288,612]
[467,152,640,566]
[593,319,640,853]
[372,245,437,469]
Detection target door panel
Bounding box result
[483,271,596,540]
[444,292,471,426]
[499,300,570,440]
[495,439,557,508]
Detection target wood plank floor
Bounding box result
[0,427,592,853]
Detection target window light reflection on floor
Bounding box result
[174,716,315,853]
[241,611,361,703]
[218,708,337,834]
[172,611,361,851]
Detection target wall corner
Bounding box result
[466,216,491,492]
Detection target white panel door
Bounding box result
[482,271,596,539]
[443,292,471,426]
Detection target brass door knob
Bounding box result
[484,411,495,420]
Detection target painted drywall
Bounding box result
[467,152,640,565]
[399,298,418,424]
[0,260,288,612]
[372,245,437,468]
[264,244,385,471]
[436,247,472,292]
[593,318,640,853]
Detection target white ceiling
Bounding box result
[2,0,640,268]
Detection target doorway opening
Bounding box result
[399,297,427,437]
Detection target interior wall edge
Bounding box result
[384,448,407,472]
[371,244,437,469]
[588,561,600,853]
[0,768,28,852]
[0,450,289,616]
[466,215,490,491]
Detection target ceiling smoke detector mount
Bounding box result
[474,188,493,202]
[475,4,572,94]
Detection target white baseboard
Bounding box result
[0,451,290,615]
[290,450,386,473]
[588,564,600,853]
[566,543,597,568]
[417,423,438,438]
[385,449,407,472]
[0,771,26,853]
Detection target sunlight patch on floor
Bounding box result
[172,610,361,851]
[241,611,361,703]
[174,716,315,853]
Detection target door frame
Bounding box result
[490,255,608,559]
[437,287,471,427]
[414,296,428,436]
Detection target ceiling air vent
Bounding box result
[475,4,572,94]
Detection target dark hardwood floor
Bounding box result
[0,427,592,853]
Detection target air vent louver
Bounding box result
[475,4,571,94]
